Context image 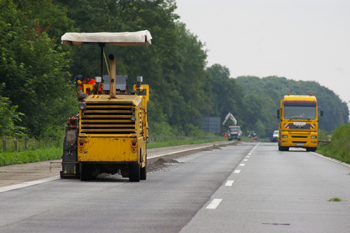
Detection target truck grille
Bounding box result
[80,102,136,135]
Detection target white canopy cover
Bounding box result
[61,30,152,46]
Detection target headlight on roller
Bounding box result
[78,101,87,110]
[282,135,288,138]
[130,115,136,122]
[311,136,317,139]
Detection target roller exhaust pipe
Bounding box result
[109,54,116,98]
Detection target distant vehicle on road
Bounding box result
[277,93,323,151]
[247,131,258,140]
[270,130,279,142]
[227,126,242,141]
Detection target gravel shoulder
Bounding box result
[0,140,239,187]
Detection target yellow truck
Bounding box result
[277,93,323,152]
[60,31,152,181]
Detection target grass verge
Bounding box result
[0,137,227,166]
[316,124,350,164]
[0,147,62,166]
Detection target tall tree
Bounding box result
[206,64,245,131]
[0,0,77,137]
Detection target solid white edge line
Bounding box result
[225,180,234,186]
[206,198,222,209]
[148,142,228,159]
[311,152,350,168]
[0,142,235,193]
[0,176,60,193]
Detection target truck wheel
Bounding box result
[140,165,147,180]
[80,163,92,181]
[129,163,140,182]
[279,145,288,151]
[306,147,317,152]
[238,138,241,141]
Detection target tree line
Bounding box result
[0,0,348,139]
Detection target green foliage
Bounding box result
[0,147,62,166]
[236,76,349,133]
[317,124,350,164]
[206,64,244,132]
[2,0,348,142]
[55,0,210,136]
[0,0,78,138]
[328,197,344,202]
[318,129,329,140]
[0,83,26,137]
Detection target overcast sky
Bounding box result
[174,0,350,107]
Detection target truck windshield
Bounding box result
[229,127,240,132]
[284,106,316,120]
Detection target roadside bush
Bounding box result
[317,124,350,163]
[318,129,329,140]
[0,147,62,166]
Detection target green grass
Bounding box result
[328,197,344,202]
[0,137,228,166]
[316,124,350,164]
[0,147,62,166]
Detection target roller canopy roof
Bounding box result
[61,30,152,46]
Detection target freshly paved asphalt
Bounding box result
[0,142,349,233]
[181,143,350,233]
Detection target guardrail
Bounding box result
[318,140,330,144]
[2,139,60,153]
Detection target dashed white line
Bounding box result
[243,159,248,161]
[225,180,234,186]
[206,198,222,209]
[240,164,245,166]
[0,176,60,193]
[234,170,241,173]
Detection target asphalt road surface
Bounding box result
[0,142,349,233]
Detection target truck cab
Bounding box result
[277,94,323,151]
[227,126,242,141]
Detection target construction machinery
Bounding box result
[223,113,242,141]
[60,30,152,181]
[277,93,323,151]
[222,112,237,126]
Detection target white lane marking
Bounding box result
[0,142,234,194]
[148,141,233,159]
[240,164,245,166]
[206,198,222,209]
[234,170,241,173]
[248,142,260,155]
[0,176,60,193]
[243,159,248,162]
[246,156,250,158]
[225,180,234,186]
[311,152,350,168]
[148,146,213,159]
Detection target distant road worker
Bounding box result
[74,75,95,89]
[74,74,102,94]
